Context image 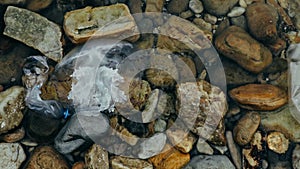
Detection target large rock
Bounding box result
[0,143,26,169]
[202,0,239,16]
[63,4,140,44]
[0,86,25,134]
[215,26,273,73]
[4,6,63,62]
[184,155,235,169]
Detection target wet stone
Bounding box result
[267,131,289,154]
[26,146,69,169]
[167,0,190,14]
[166,129,196,153]
[0,86,25,134]
[229,84,287,111]
[189,0,204,14]
[85,144,109,169]
[196,139,214,155]
[4,6,63,62]
[215,26,273,73]
[0,127,25,143]
[111,156,153,169]
[202,0,239,16]
[0,143,26,169]
[184,155,235,169]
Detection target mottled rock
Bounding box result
[228,7,245,17]
[26,0,53,11]
[184,155,235,169]
[167,0,190,14]
[196,139,214,155]
[138,133,167,159]
[267,132,289,154]
[233,112,261,146]
[4,6,63,62]
[85,144,109,169]
[226,131,242,169]
[167,129,196,153]
[63,4,140,44]
[0,127,25,143]
[267,0,294,28]
[292,144,300,169]
[229,84,287,110]
[0,143,26,169]
[111,156,153,169]
[193,18,212,32]
[202,0,239,16]
[26,146,69,169]
[189,0,203,13]
[0,86,25,134]
[215,26,272,73]
[246,3,279,44]
[146,0,164,12]
[154,119,167,132]
[129,80,152,111]
[149,144,190,169]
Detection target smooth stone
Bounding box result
[267,131,289,154]
[111,156,153,169]
[26,146,69,169]
[0,86,25,134]
[0,143,26,169]
[26,0,53,11]
[138,133,167,159]
[128,0,143,13]
[179,10,194,19]
[204,13,217,24]
[193,18,212,32]
[0,127,25,143]
[167,129,196,153]
[167,0,190,14]
[293,144,300,169]
[184,155,235,169]
[196,139,214,155]
[146,0,165,12]
[230,15,247,30]
[85,144,109,169]
[4,6,63,62]
[189,0,203,14]
[239,0,247,8]
[72,161,85,169]
[202,0,239,16]
[226,131,242,169]
[228,7,245,17]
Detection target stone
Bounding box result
[0,143,26,169]
[260,105,300,142]
[227,7,245,17]
[85,144,109,169]
[286,31,300,44]
[233,112,261,146]
[175,55,197,83]
[149,144,190,169]
[266,0,294,28]
[239,0,247,8]
[111,156,153,169]
[176,80,228,145]
[72,161,85,169]
[0,127,25,143]
[293,144,300,169]
[26,146,69,169]
[267,38,286,56]
[189,0,203,14]
[128,0,143,14]
[193,18,212,32]
[229,84,287,111]
[146,0,165,12]
[196,139,214,155]
[138,133,167,159]
[204,14,217,24]
[142,89,159,123]
[157,92,175,117]
[129,80,152,111]
[179,10,194,19]
[267,131,289,154]
[26,0,53,11]
[154,119,167,132]
[0,86,25,134]
[184,155,235,169]
[4,6,63,62]
[0,0,25,4]
[166,129,196,153]
[63,4,140,44]
[202,0,239,16]
[167,0,190,14]
[214,19,230,37]
[215,26,272,73]
[246,3,279,44]
[226,131,242,169]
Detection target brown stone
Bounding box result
[233,112,261,146]
[0,127,25,143]
[26,0,53,11]
[229,84,287,110]
[26,146,69,169]
[72,161,85,169]
[202,0,238,16]
[246,3,279,44]
[215,26,272,73]
[167,0,189,14]
[146,0,165,12]
[63,4,140,44]
[267,38,286,56]
[85,144,109,169]
[111,156,153,169]
[166,129,196,153]
[266,0,294,28]
[267,131,289,154]
[149,144,190,169]
[128,0,143,14]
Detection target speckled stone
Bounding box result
[111,156,153,169]
[267,131,289,154]
[138,133,167,159]
[0,143,26,169]
[196,139,214,155]
[85,144,109,169]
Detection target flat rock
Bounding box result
[0,86,25,134]
[229,84,287,111]
[26,146,69,169]
[202,0,239,16]
[215,26,272,73]
[138,133,167,159]
[0,143,26,169]
[4,6,63,62]
[63,4,140,44]
[85,144,109,169]
[184,155,235,169]
[111,156,153,169]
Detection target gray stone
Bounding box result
[226,131,242,169]
[0,86,25,134]
[4,6,63,62]
[202,0,239,16]
[230,15,247,30]
[227,7,245,17]
[0,143,26,169]
[189,0,203,13]
[167,0,190,14]
[293,144,300,169]
[138,133,167,159]
[184,155,235,169]
[196,139,214,155]
[85,144,109,169]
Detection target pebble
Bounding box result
[229,84,287,111]
[72,161,85,169]
[267,38,286,56]
[204,13,217,24]
[63,4,140,44]
[0,0,25,4]
[179,10,194,19]
[226,131,242,169]
[167,0,190,14]
[0,143,26,169]
[189,0,204,14]
[233,112,261,146]
[111,156,153,169]
[239,0,247,8]
[138,133,167,159]
[0,86,25,134]
[129,79,152,111]
[230,15,246,29]
[246,3,279,44]
[142,89,159,123]
[213,145,228,154]
[196,139,214,155]
[293,144,300,169]
[26,0,53,11]
[0,127,25,143]
[4,6,63,62]
[85,144,109,169]
[202,0,239,16]
[154,119,167,132]
[227,7,245,17]
[149,144,190,169]
[184,155,235,169]
[146,0,164,12]
[26,146,69,169]
[193,18,212,32]
[215,26,272,73]
[128,0,143,14]
[267,131,289,154]
[166,129,196,153]
[242,131,264,168]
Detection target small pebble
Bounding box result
[167,129,196,153]
[196,139,214,155]
[239,0,247,8]
[72,161,85,169]
[267,131,289,154]
[154,119,167,132]
[204,13,217,24]
[85,144,109,169]
[179,10,194,19]
[193,18,212,31]
[0,127,25,143]
[228,7,245,17]
[138,133,167,159]
[226,131,242,169]
[111,156,153,169]
[189,0,204,14]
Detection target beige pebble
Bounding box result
[267,131,289,154]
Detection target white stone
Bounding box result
[227,7,245,17]
[196,139,214,155]
[239,0,247,8]
[0,143,26,169]
[189,0,204,13]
